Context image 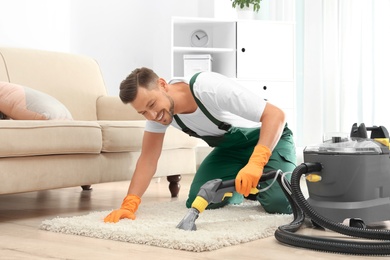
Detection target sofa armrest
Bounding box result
[96,96,144,121]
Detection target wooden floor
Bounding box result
[0,174,385,260]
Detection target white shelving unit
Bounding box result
[171,17,296,136]
[171,17,236,78]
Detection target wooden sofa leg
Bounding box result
[81,185,92,191]
[167,175,181,198]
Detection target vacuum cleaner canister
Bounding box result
[303,123,390,226]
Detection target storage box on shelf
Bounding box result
[183,54,213,78]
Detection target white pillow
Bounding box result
[0,82,73,120]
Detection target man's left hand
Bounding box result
[235,144,271,196]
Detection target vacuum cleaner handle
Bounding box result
[218,170,277,190]
[350,123,389,139]
[366,126,389,139]
[198,170,279,204]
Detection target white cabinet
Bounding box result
[236,21,295,81]
[235,20,296,134]
[236,79,296,134]
[171,17,296,135]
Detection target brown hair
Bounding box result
[119,67,159,103]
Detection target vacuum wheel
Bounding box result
[310,219,324,229]
[348,218,366,229]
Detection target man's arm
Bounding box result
[127,131,165,197]
[235,102,286,196]
[104,131,164,223]
[257,102,286,150]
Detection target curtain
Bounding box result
[300,0,390,146]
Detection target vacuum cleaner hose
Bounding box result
[275,162,390,255]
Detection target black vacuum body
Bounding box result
[303,123,390,225]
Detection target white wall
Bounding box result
[0,0,71,52]
[0,0,212,95]
[68,0,212,95]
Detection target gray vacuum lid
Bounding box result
[304,137,385,155]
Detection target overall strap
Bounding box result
[188,72,231,131]
[174,72,231,138]
[173,114,200,138]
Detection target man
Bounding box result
[104,67,296,223]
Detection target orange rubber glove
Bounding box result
[235,144,271,197]
[104,194,141,223]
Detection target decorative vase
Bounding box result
[236,6,256,20]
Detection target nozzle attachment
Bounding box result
[177,170,278,231]
[176,208,199,231]
[191,196,209,213]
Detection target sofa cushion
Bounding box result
[0,82,73,120]
[96,96,144,121]
[98,120,144,152]
[98,120,198,153]
[0,121,102,158]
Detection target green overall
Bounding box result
[174,73,297,214]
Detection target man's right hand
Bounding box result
[104,194,141,223]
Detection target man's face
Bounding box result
[131,82,174,125]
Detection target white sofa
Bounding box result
[0,47,197,197]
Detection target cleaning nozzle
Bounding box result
[177,179,235,231]
[176,208,199,231]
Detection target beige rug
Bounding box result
[40,200,292,252]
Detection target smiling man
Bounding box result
[104,67,297,223]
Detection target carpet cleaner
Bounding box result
[177,123,390,255]
[176,170,279,231]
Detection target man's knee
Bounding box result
[260,195,292,214]
[257,178,292,214]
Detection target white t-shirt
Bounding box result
[145,72,266,136]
